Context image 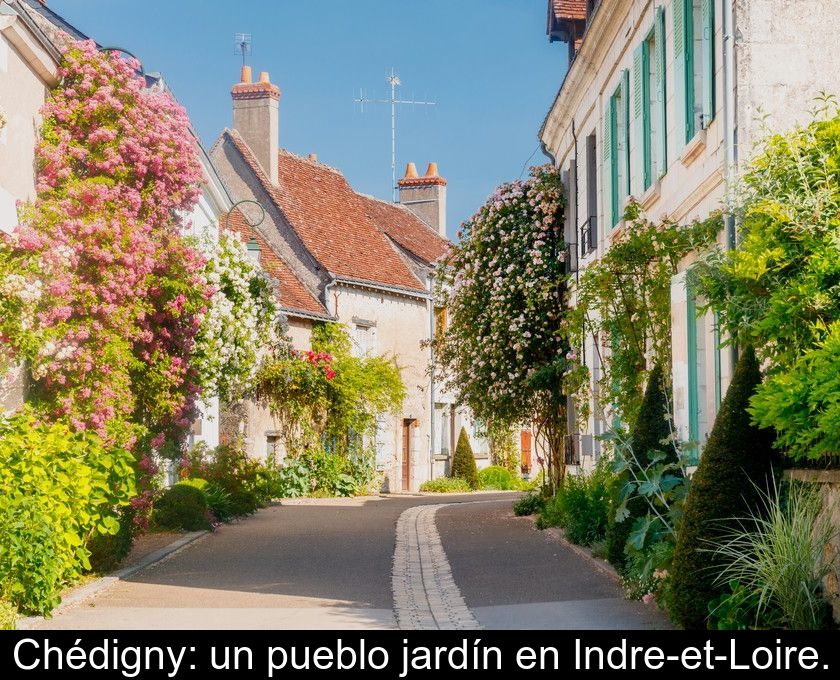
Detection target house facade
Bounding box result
[210,67,487,491]
[541,0,840,467]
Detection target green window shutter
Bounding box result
[632,45,646,195]
[655,6,667,175]
[686,282,699,455]
[673,0,688,148]
[610,94,619,226]
[701,0,715,128]
[622,69,631,199]
[602,97,613,229]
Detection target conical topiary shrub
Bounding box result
[451,426,479,489]
[669,346,777,629]
[606,364,673,569]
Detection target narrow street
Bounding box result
[36,495,667,630]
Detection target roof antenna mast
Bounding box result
[355,68,436,202]
[234,33,252,67]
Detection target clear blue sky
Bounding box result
[49,0,569,238]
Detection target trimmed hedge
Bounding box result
[451,427,479,489]
[606,364,673,568]
[152,483,211,531]
[479,465,516,490]
[419,477,473,493]
[670,347,777,629]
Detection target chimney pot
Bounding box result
[240,65,252,83]
[259,71,271,84]
[308,153,318,162]
[404,162,419,179]
[425,162,439,178]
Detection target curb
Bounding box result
[16,530,208,630]
[542,526,621,583]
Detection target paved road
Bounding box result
[37,494,668,630]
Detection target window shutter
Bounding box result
[602,97,613,229]
[622,69,631,199]
[632,44,645,196]
[655,6,667,176]
[701,0,715,128]
[673,0,688,148]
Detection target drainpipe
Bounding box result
[428,272,436,484]
[324,277,338,317]
[722,0,738,373]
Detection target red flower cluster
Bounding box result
[296,349,336,380]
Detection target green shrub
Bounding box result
[0,410,135,615]
[86,506,138,573]
[538,458,613,546]
[271,457,312,498]
[707,580,784,630]
[152,484,211,531]
[420,477,473,493]
[670,347,778,629]
[513,492,545,516]
[180,478,235,522]
[711,482,834,630]
[606,364,673,569]
[0,599,16,630]
[451,427,479,489]
[479,465,517,490]
[186,442,272,516]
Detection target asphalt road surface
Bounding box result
[36,494,668,630]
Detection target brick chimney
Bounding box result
[231,66,280,184]
[398,162,447,238]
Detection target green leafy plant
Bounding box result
[86,505,139,573]
[152,484,211,532]
[0,410,134,615]
[271,457,312,498]
[712,481,835,630]
[0,599,16,630]
[606,364,678,569]
[695,101,840,462]
[179,478,235,523]
[451,427,479,489]
[479,465,517,490]
[707,580,784,630]
[513,492,545,516]
[670,347,777,630]
[538,457,614,546]
[419,477,473,493]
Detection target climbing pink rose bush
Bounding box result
[0,40,208,455]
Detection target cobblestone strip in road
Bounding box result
[392,503,481,630]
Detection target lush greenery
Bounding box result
[488,423,519,472]
[670,347,777,629]
[193,230,283,403]
[0,599,15,630]
[605,364,677,569]
[255,323,404,459]
[711,482,834,630]
[152,483,211,532]
[513,492,546,517]
[537,458,614,546]
[434,165,571,487]
[478,465,517,490]
[451,427,479,489]
[695,102,840,461]
[0,410,134,615]
[567,203,718,425]
[420,477,473,493]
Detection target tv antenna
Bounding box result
[234,33,252,66]
[355,68,436,201]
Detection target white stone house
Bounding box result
[210,66,493,491]
[540,0,840,468]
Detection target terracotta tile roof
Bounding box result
[552,0,586,21]
[357,194,450,266]
[225,208,329,318]
[224,130,426,292]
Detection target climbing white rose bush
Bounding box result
[192,229,285,403]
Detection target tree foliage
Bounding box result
[695,101,840,461]
[434,165,571,485]
[451,427,479,489]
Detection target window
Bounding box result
[266,434,280,464]
[581,133,598,256]
[633,8,667,193]
[439,406,451,456]
[674,0,715,147]
[603,70,630,228]
[352,319,376,357]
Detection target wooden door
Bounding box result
[402,420,411,491]
[520,430,532,474]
